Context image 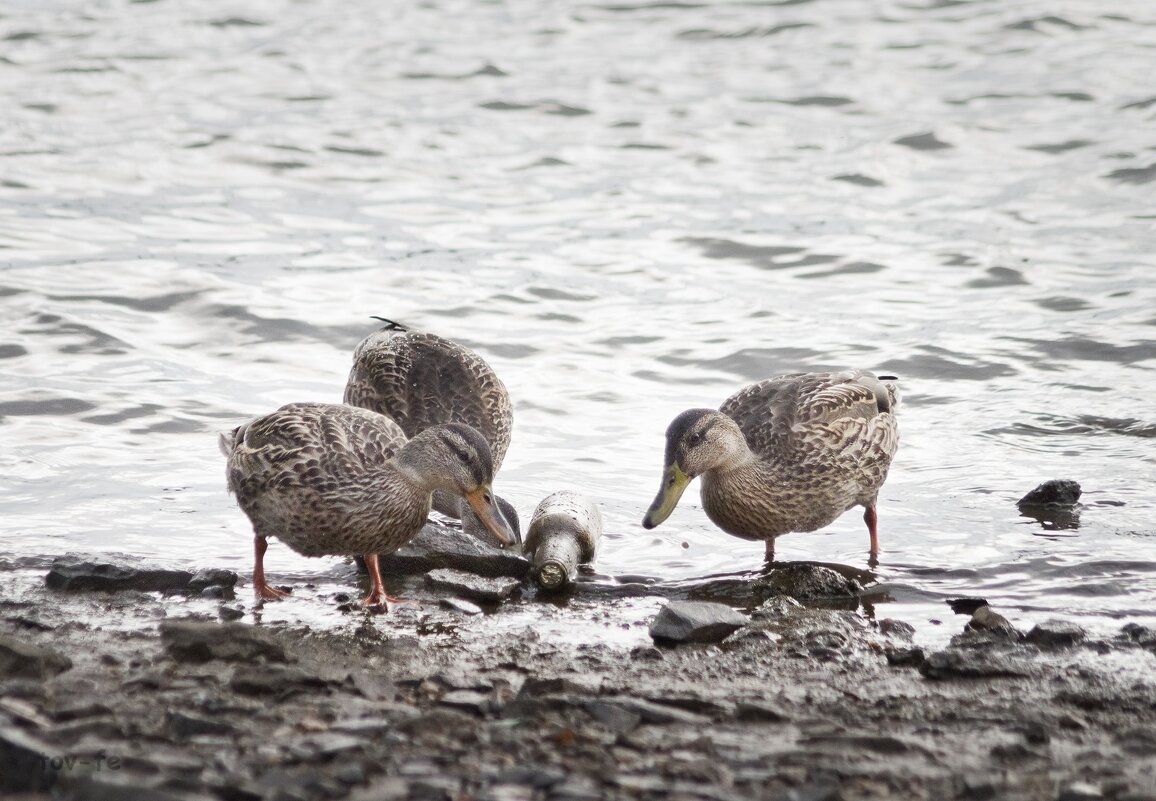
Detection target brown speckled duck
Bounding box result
[642,370,899,562]
[343,319,517,541]
[220,402,513,607]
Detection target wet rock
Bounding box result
[229,665,331,698]
[438,689,492,715]
[584,700,642,734]
[1121,623,1156,648]
[424,568,522,603]
[920,649,1030,680]
[167,711,238,740]
[878,618,916,639]
[377,522,531,580]
[159,619,287,664]
[593,697,710,726]
[56,771,210,801]
[1026,619,1086,649]
[885,647,926,668]
[1018,479,1082,508]
[188,568,239,592]
[493,767,566,790]
[752,596,804,620]
[649,601,748,645]
[760,563,863,600]
[0,634,72,679]
[947,597,990,615]
[0,725,59,792]
[218,604,245,622]
[734,700,790,723]
[46,555,194,593]
[966,606,1020,637]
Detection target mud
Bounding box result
[2,551,1156,801]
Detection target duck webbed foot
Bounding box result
[253,535,292,600]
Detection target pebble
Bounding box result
[378,522,531,580]
[967,606,1019,637]
[0,634,73,680]
[424,568,522,603]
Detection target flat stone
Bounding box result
[734,700,791,723]
[167,711,238,740]
[45,554,194,593]
[438,689,491,715]
[439,597,483,615]
[967,606,1019,637]
[377,522,531,580]
[159,619,287,664]
[584,700,642,734]
[1026,619,1086,649]
[424,569,522,603]
[0,634,72,680]
[649,601,748,645]
[229,666,330,697]
[593,697,710,726]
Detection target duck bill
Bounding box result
[642,463,692,529]
[464,486,514,547]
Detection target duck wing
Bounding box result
[720,371,898,463]
[344,327,512,468]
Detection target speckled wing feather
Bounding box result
[343,327,512,469]
[720,371,899,466]
[224,403,407,504]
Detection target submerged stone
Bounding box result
[649,601,748,645]
[45,555,193,593]
[760,563,863,600]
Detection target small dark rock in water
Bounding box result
[760,563,863,600]
[967,606,1019,637]
[649,601,748,645]
[218,604,245,622]
[1025,619,1086,649]
[425,568,522,603]
[1121,623,1156,650]
[885,646,926,668]
[1017,479,1082,509]
[947,597,990,615]
[378,522,531,580]
[159,619,287,664]
[45,555,194,593]
[0,634,73,680]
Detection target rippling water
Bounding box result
[2,0,1154,643]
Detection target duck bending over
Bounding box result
[343,319,517,541]
[642,370,899,562]
[220,402,514,607]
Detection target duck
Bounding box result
[343,318,518,543]
[642,370,899,562]
[220,402,514,607]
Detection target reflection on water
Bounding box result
[1,0,1154,644]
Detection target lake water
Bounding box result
[2,0,1154,646]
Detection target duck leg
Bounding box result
[764,539,776,562]
[863,505,880,556]
[359,554,412,609]
[253,535,291,600]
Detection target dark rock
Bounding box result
[160,619,287,664]
[424,569,522,603]
[649,601,747,645]
[967,606,1019,637]
[1026,620,1086,649]
[761,563,862,600]
[878,618,916,639]
[188,568,239,592]
[46,555,194,593]
[167,711,238,740]
[0,634,72,679]
[629,645,664,661]
[377,522,531,580]
[218,605,245,622]
[885,647,926,668]
[920,649,1030,680]
[592,697,710,726]
[198,586,234,600]
[1018,479,1081,508]
[229,666,331,698]
[947,597,989,615]
[0,724,59,792]
[1121,623,1156,647]
[734,700,790,723]
[438,689,491,715]
[56,771,210,801]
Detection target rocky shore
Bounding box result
[3,523,1156,801]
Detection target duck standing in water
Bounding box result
[220,402,513,607]
[642,371,899,563]
[344,319,518,544]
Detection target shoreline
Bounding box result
[2,546,1156,801]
